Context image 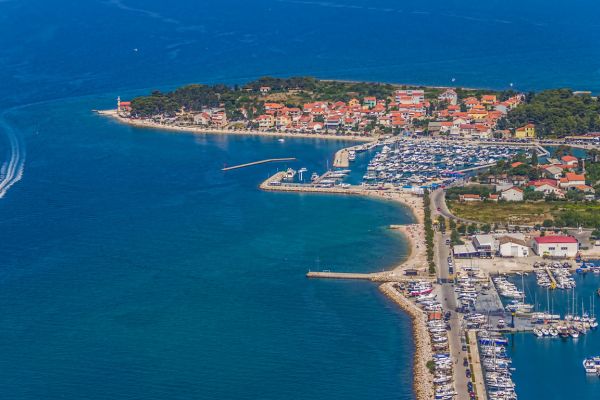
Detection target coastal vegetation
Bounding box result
[129,76,401,119]
[448,200,600,228]
[504,89,600,137]
[423,190,436,274]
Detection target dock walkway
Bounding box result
[222,157,295,171]
[545,267,558,289]
[468,330,488,400]
[306,271,435,283]
[306,271,378,280]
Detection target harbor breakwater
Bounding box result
[260,170,437,399]
[380,283,434,400]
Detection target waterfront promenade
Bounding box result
[98,110,375,142]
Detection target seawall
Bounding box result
[379,282,434,400]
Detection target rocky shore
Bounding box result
[380,282,434,400]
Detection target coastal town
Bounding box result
[104,77,600,400]
[115,79,530,140]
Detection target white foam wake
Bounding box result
[0,116,26,198]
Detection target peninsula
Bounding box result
[100,76,600,400]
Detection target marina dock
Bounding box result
[333,142,375,168]
[545,267,558,289]
[468,330,488,400]
[221,157,296,171]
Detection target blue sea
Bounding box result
[1,0,600,399]
[506,273,600,400]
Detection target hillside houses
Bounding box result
[123,83,532,139]
[247,86,527,136]
[250,93,431,134]
[429,92,525,140]
[472,154,597,201]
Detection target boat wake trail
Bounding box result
[0,115,26,198]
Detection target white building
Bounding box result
[500,187,524,201]
[438,89,458,105]
[472,234,497,257]
[532,236,578,258]
[497,237,530,258]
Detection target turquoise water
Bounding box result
[506,273,600,399]
[2,0,600,398]
[0,98,416,399]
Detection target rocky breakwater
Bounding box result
[380,282,434,400]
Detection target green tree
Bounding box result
[467,224,478,235]
[531,150,538,166]
[451,230,464,246]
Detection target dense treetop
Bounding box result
[505,89,600,137]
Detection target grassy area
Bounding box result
[448,200,600,227]
[449,201,552,225]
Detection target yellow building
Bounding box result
[348,98,360,107]
[514,123,535,139]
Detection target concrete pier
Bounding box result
[306,271,435,282]
[306,271,378,280]
[333,142,376,168]
[468,330,488,400]
[222,157,296,171]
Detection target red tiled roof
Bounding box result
[534,236,577,244]
[565,172,585,181]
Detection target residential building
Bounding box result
[193,112,211,125]
[561,155,579,167]
[481,94,497,105]
[438,89,458,105]
[459,194,482,202]
[363,97,377,108]
[256,114,274,128]
[514,123,536,139]
[559,172,586,189]
[542,165,564,180]
[501,187,524,201]
[529,179,564,198]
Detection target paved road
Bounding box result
[431,198,471,400]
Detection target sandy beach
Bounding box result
[259,172,429,276]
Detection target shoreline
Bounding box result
[98,109,375,143]
[103,109,433,398]
[379,282,434,400]
[259,174,433,399]
[259,174,427,275]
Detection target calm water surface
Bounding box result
[1,0,600,398]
